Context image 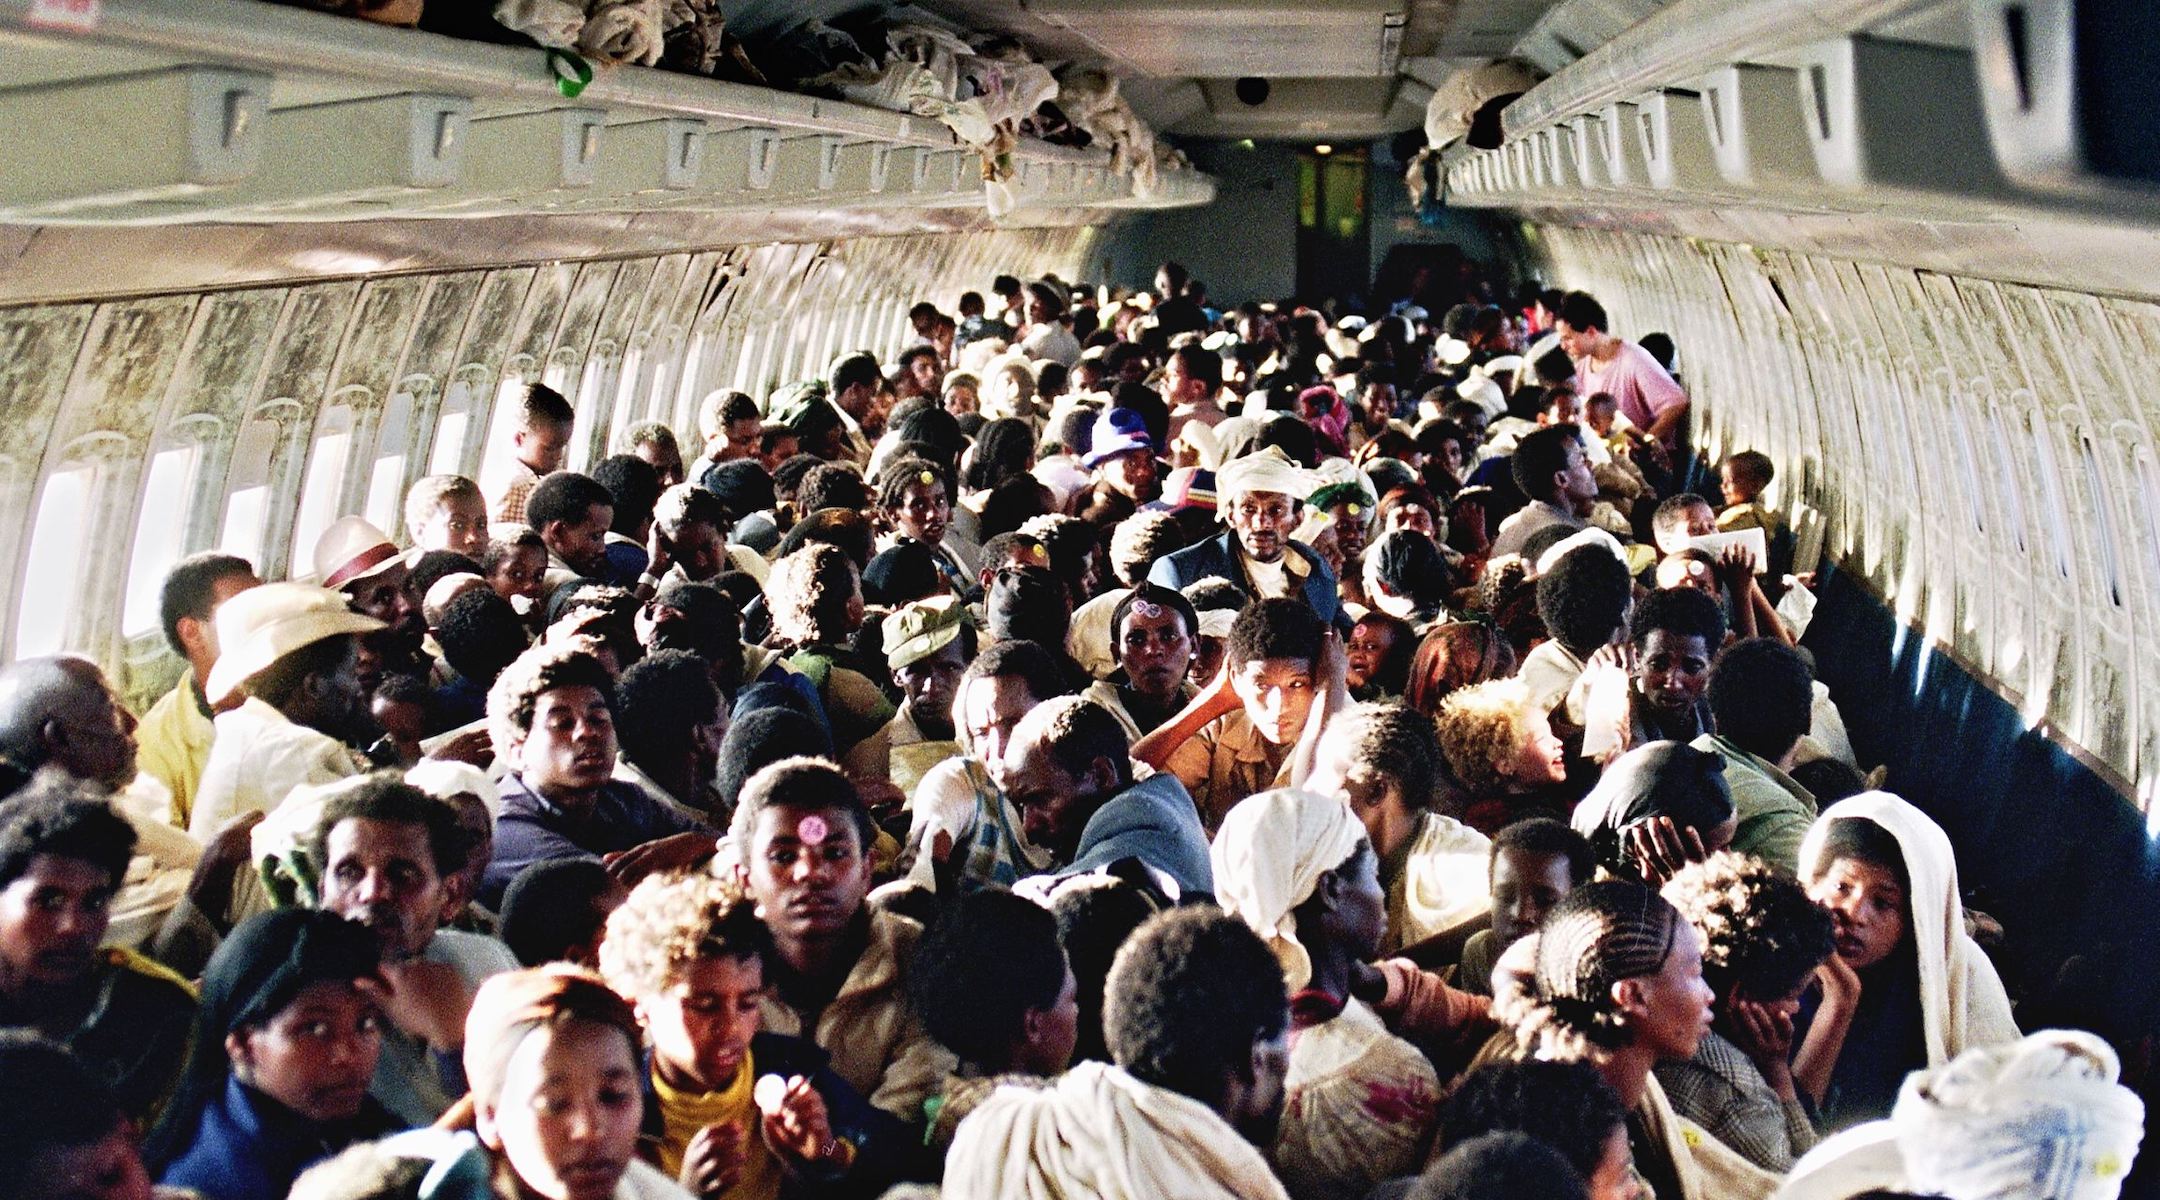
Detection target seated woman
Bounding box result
[1212,788,1441,1200]
[370,965,693,1200]
[1402,621,1517,719]
[765,543,893,755]
[1570,741,1738,884]
[1364,531,1456,634]
[1657,853,1836,1173]
[1792,792,2019,1131]
[1376,483,1447,545]
[1080,584,1201,744]
[1309,702,1492,957]
[1433,677,1570,835]
[148,910,397,1200]
[596,871,904,1198]
[1493,880,1779,1199]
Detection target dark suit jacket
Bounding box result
[1146,531,1345,628]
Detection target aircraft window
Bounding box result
[2025,403,2073,580]
[363,380,425,536]
[121,445,201,637]
[429,412,469,477]
[428,364,488,477]
[220,403,294,572]
[291,400,358,576]
[17,465,94,657]
[476,366,537,503]
[2082,435,2125,608]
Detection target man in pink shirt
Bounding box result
[1557,291,1690,447]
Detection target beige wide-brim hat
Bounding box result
[205,581,385,705]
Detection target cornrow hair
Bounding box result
[1497,880,1680,1063]
[877,456,955,510]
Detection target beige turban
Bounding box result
[944,1060,1291,1200]
[1210,789,1367,991]
[1216,446,1315,508]
[1895,1029,2144,1199]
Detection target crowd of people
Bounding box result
[0,262,2145,1200]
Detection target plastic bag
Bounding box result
[580,0,667,66]
[494,0,585,49]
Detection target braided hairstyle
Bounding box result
[1497,880,1683,1062]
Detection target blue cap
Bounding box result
[1081,406,1156,469]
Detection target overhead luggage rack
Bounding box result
[0,0,1213,225]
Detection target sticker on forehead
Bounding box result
[1132,599,1163,620]
[797,814,830,845]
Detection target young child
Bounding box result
[402,474,489,560]
[481,529,548,626]
[597,870,907,1197]
[1452,818,1593,995]
[487,383,574,523]
[1715,449,1795,584]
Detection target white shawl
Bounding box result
[1798,791,2020,1068]
[944,1061,1291,1200]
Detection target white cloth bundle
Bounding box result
[493,0,584,48]
[1210,788,1366,990]
[1423,58,1543,148]
[579,0,667,66]
[944,1060,1290,1200]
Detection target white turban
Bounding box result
[405,758,500,818]
[1195,608,1237,638]
[1896,1029,2144,1199]
[945,1061,1291,1200]
[1216,446,1315,509]
[1210,789,1367,990]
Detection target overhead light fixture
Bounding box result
[1314,143,1333,155]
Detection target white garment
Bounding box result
[1069,587,1133,680]
[1516,638,1586,723]
[1798,792,2020,1070]
[1210,789,1365,991]
[192,697,362,838]
[371,929,520,1125]
[1020,323,1082,367]
[1244,552,1290,599]
[111,791,202,950]
[1779,1031,2145,1200]
[945,1061,1291,1200]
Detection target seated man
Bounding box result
[0,659,207,952]
[307,774,517,1124]
[192,584,381,840]
[1521,544,1634,724]
[945,907,1294,1199]
[597,870,906,1197]
[1307,702,1491,956]
[526,472,617,588]
[997,697,1213,897]
[480,642,710,907]
[611,649,725,819]
[1149,447,1339,626]
[0,1032,170,1200]
[842,597,970,801]
[1694,639,1818,871]
[1134,598,1325,832]
[728,757,954,1120]
[1451,818,1593,995]
[0,788,195,1124]
[901,639,1064,894]
[135,553,260,830]
[1488,425,1597,561]
[313,516,429,684]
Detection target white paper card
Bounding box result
[1683,527,1768,573]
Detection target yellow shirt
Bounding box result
[135,679,214,828]
[651,1055,781,1200]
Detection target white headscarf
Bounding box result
[1210,789,1367,990]
[944,1061,1291,1200]
[1898,1029,2145,1199]
[1798,791,2020,1067]
[1215,446,1315,510]
[1778,1030,2145,1200]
